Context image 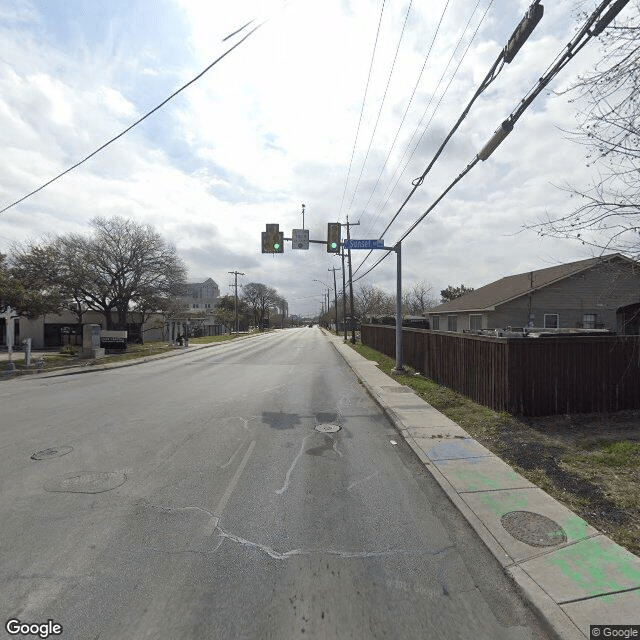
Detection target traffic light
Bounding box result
[261,223,284,254]
[327,222,341,253]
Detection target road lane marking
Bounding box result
[221,438,249,469]
[206,440,256,535]
[275,435,311,496]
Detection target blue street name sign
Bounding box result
[343,239,385,250]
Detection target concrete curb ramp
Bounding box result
[326,332,640,640]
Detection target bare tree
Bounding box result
[355,284,395,320]
[527,2,640,255]
[10,218,187,330]
[403,281,436,315]
[242,282,280,329]
[57,217,187,330]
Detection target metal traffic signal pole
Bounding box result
[340,246,348,340]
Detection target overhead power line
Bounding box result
[337,0,387,221]
[358,0,451,235]
[345,0,413,218]
[0,8,287,215]
[354,0,493,276]
[353,0,627,284]
[360,0,490,244]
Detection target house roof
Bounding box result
[430,254,634,314]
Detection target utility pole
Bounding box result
[228,271,245,334]
[345,216,360,343]
[328,266,339,335]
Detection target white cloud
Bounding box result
[0,0,618,315]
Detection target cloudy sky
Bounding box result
[0,0,625,316]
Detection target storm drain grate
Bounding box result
[501,510,567,547]
[315,424,342,433]
[31,446,73,460]
[44,471,127,494]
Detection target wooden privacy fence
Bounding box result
[361,325,640,416]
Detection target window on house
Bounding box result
[447,315,457,332]
[431,316,439,330]
[582,314,596,329]
[469,314,482,331]
[544,314,559,329]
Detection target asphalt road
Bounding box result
[0,328,552,639]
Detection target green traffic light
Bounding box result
[274,242,280,250]
[331,242,337,249]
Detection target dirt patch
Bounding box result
[478,411,640,555]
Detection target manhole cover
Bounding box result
[31,446,73,460]
[315,424,342,433]
[501,511,567,547]
[44,471,127,494]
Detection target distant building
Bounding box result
[428,254,640,334]
[180,278,220,312]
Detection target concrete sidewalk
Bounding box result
[325,331,640,640]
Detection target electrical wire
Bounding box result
[374,0,494,235]
[357,0,451,236]
[0,7,288,215]
[354,0,490,276]
[353,156,479,283]
[345,0,413,218]
[353,0,626,284]
[337,0,387,221]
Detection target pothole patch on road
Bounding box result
[44,470,127,494]
[500,510,567,547]
[31,446,73,460]
[315,424,342,433]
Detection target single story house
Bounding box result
[428,253,640,334]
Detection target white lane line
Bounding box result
[204,440,256,536]
[221,438,248,469]
[275,435,311,496]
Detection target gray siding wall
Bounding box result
[431,259,640,332]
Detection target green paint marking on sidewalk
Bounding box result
[478,490,530,518]
[546,534,640,602]
[562,515,590,540]
[453,468,640,598]
[453,466,522,492]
